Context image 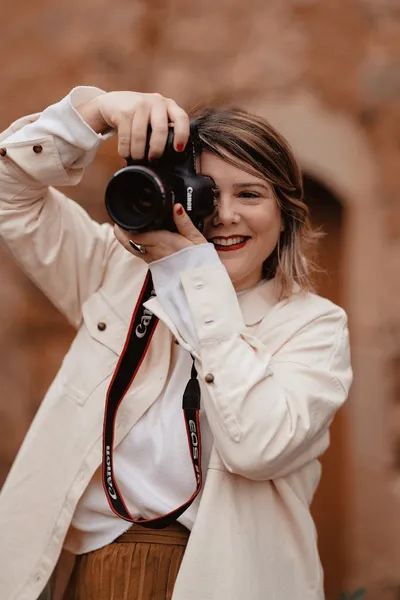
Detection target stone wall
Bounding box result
[1,0,400,598]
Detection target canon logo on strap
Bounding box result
[135,307,153,338]
[135,290,156,339]
[105,445,117,500]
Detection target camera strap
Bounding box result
[102,271,203,529]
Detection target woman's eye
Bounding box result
[238,192,260,199]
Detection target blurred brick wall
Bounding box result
[1,0,400,598]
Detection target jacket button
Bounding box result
[205,373,214,384]
[0,147,6,156]
[97,322,107,331]
[32,144,43,153]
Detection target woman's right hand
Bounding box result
[76,91,190,160]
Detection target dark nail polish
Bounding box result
[176,143,184,152]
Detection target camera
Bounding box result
[105,124,216,233]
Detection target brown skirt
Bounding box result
[64,522,189,600]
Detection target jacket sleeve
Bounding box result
[0,89,120,328]
[180,263,352,481]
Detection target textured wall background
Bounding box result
[1,1,400,598]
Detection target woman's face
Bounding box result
[201,151,282,292]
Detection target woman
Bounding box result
[0,87,352,600]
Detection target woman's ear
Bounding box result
[280,220,285,232]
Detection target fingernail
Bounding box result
[176,143,184,152]
[177,205,184,215]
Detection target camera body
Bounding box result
[105,124,216,233]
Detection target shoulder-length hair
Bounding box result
[192,107,319,299]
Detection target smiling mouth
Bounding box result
[209,236,251,251]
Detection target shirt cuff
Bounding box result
[149,243,221,348]
[4,86,112,169]
[180,263,245,345]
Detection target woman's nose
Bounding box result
[213,195,240,225]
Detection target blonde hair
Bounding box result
[192,107,319,299]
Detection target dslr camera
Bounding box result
[105,124,216,233]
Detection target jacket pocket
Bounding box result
[57,291,127,406]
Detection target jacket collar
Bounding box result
[237,278,280,326]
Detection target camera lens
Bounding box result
[105,166,166,232]
[129,185,153,216]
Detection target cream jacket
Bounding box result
[0,112,352,600]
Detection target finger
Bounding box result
[127,233,158,248]
[113,225,153,261]
[113,224,133,252]
[166,99,190,152]
[113,224,152,247]
[130,100,151,160]
[116,116,133,159]
[173,204,206,244]
[148,99,169,161]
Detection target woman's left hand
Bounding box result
[113,203,208,263]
